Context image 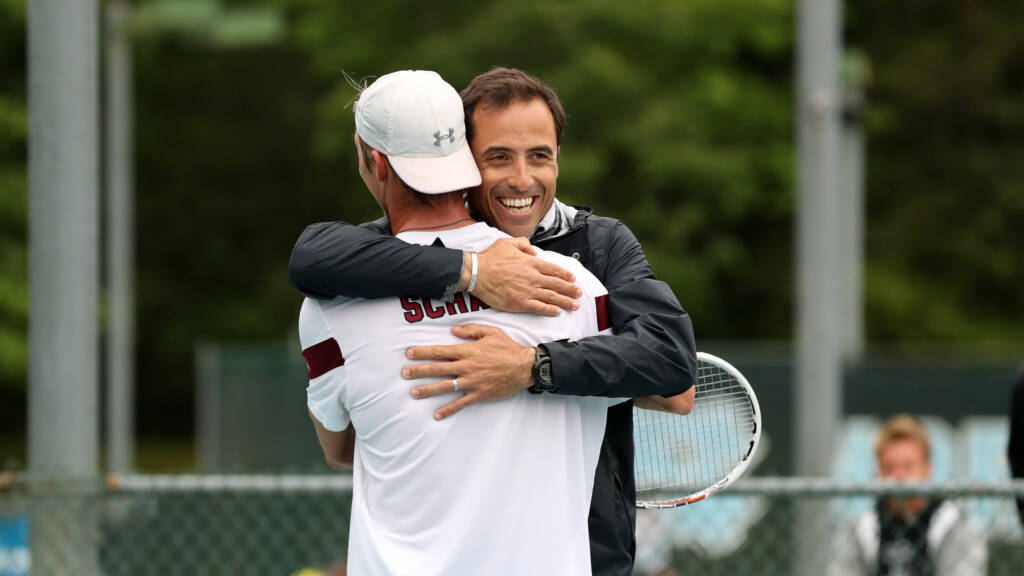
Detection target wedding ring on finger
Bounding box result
[452,378,459,393]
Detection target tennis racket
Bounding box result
[633,352,761,508]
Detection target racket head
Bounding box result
[634,352,762,509]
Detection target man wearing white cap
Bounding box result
[300,70,689,575]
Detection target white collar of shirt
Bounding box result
[534,201,560,236]
[532,199,578,241]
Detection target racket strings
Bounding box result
[634,362,756,505]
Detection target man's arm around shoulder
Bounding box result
[289,219,463,300]
[289,220,580,312]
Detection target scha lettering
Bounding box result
[402,292,489,324]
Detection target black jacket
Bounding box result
[289,207,697,576]
[1010,366,1024,525]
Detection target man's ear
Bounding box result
[372,150,388,182]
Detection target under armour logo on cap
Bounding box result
[434,128,455,147]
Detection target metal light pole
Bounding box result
[28,0,100,572]
[28,0,101,487]
[796,0,843,573]
[796,0,843,483]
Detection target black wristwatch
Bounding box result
[528,344,555,394]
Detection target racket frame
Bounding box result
[635,351,762,509]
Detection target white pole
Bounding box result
[28,0,100,572]
[105,0,135,474]
[796,0,842,481]
[28,0,100,486]
[796,0,842,573]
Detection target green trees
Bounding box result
[0,0,27,428]
[284,0,1024,345]
[850,0,1024,346]
[0,0,1021,439]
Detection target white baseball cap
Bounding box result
[355,70,482,194]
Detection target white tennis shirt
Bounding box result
[299,222,619,575]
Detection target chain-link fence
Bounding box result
[636,479,1024,576]
[2,474,1023,575]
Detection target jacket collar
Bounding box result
[530,199,591,243]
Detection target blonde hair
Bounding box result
[875,414,931,461]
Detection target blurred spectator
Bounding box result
[1009,365,1024,525]
[829,415,987,576]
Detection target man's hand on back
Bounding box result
[403,324,537,421]
[464,238,581,316]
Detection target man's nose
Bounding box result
[507,158,531,191]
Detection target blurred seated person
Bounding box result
[829,415,987,576]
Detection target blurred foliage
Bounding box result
[848,1,1024,346]
[0,0,27,431]
[0,0,1022,437]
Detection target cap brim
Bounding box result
[388,144,482,194]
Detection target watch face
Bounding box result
[539,362,552,383]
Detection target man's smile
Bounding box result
[497,195,538,215]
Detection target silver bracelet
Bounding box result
[467,252,479,293]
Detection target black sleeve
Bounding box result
[1011,370,1024,478]
[288,220,464,300]
[546,221,697,398]
[1009,367,1024,524]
